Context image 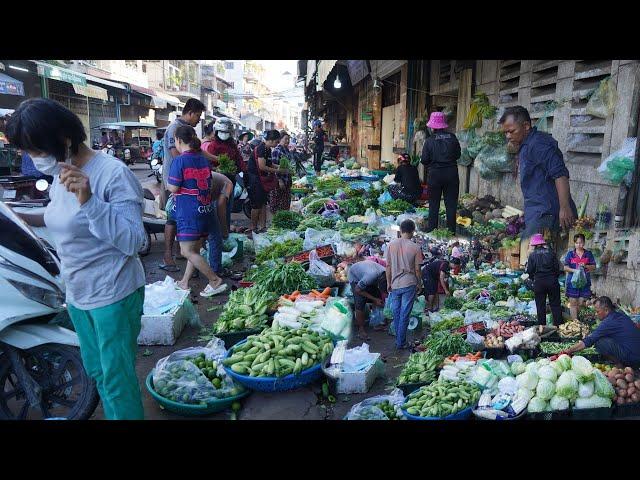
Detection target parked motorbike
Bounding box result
[101,144,116,158]
[0,201,99,420]
[233,172,252,219]
[148,158,162,184]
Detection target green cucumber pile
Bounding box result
[397,351,442,385]
[402,380,481,418]
[223,326,334,378]
[372,400,404,420]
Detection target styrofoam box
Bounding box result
[330,354,382,394]
[137,290,190,346]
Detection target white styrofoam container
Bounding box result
[325,353,382,394]
[138,290,190,346]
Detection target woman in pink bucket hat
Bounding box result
[420,111,461,234]
[525,233,563,326]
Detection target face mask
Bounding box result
[218,132,230,141]
[31,154,61,176]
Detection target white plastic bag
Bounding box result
[308,249,336,287]
[466,325,485,349]
[144,276,188,315]
[320,298,352,341]
[345,388,405,420]
[464,309,491,326]
[303,228,342,251]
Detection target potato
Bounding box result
[631,393,640,403]
[624,367,634,374]
[625,373,635,383]
[612,368,621,376]
[635,380,640,390]
[628,386,636,396]
[609,377,618,386]
[616,396,626,405]
[618,388,627,398]
[615,373,624,380]
[616,379,628,389]
[627,397,635,404]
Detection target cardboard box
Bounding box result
[138,290,190,346]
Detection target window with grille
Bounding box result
[529,60,560,132]
[499,60,521,106]
[225,62,234,69]
[382,72,401,108]
[565,60,612,167]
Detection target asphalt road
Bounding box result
[88,163,412,420]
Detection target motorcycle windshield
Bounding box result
[0,202,60,276]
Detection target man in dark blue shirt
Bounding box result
[562,296,640,367]
[499,106,577,242]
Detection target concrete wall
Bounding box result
[467,59,640,305]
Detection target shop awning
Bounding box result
[151,96,167,109]
[32,60,86,86]
[85,74,127,91]
[0,72,24,96]
[317,60,338,88]
[129,83,155,97]
[346,60,369,86]
[73,83,108,101]
[154,91,181,107]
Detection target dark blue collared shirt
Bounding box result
[518,127,573,227]
[583,310,640,363]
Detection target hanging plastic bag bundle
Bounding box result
[476,144,514,174]
[570,266,588,289]
[308,249,336,287]
[597,137,636,185]
[457,129,477,167]
[586,77,618,119]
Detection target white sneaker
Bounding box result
[200,283,228,297]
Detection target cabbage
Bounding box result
[536,358,551,368]
[593,370,615,399]
[511,361,526,376]
[556,354,572,372]
[516,371,539,391]
[536,379,556,401]
[527,396,548,413]
[549,395,570,411]
[517,387,534,404]
[578,381,595,399]
[550,361,565,378]
[556,370,579,399]
[574,395,612,409]
[525,362,539,376]
[571,356,594,383]
[538,365,558,383]
[497,377,518,394]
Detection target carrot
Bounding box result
[321,287,332,296]
[311,289,322,297]
[291,291,300,297]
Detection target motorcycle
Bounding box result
[101,144,116,158]
[232,172,252,220]
[149,158,162,184]
[0,201,99,420]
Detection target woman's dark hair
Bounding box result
[175,125,201,151]
[279,130,290,139]
[573,233,586,243]
[182,98,206,115]
[451,257,461,265]
[264,129,281,142]
[204,122,215,136]
[595,296,616,312]
[156,131,164,140]
[400,219,416,233]
[5,98,87,162]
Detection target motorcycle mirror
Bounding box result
[35,179,49,192]
[151,159,158,167]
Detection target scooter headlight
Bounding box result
[7,279,65,309]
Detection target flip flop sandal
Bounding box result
[159,263,180,273]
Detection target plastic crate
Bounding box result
[361,175,379,182]
[526,409,571,421]
[145,370,250,416]
[613,401,640,418]
[222,340,326,392]
[397,382,430,396]
[215,328,265,349]
[570,406,614,420]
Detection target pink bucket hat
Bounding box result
[530,233,546,246]
[426,111,448,130]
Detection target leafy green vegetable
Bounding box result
[422,331,474,357]
[314,177,347,193]
[271,210,303,230]
[211,285,277,334]
[428,228,454,239]
[296,214,336,232]
[397,351,443,385]
[245,261,318,295]
[216,153,237,176]
[379,199,413,215]
[443,296,464,310]
[255,239,303,264]
[338,197,367,218]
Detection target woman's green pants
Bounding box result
[67,287,145,420]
